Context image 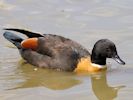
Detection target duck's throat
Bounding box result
[91,55,106,65]
[74,57,107,73]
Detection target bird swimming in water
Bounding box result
[3,28,125,73]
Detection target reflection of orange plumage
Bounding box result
[21,38,38,50]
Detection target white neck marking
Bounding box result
[91,63,106,69]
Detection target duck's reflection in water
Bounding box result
[90,71,125,100]
[12,60,125,99]
[14,61,81,90]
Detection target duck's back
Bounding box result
[37,34,90,57]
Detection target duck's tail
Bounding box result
[3,31,23,49]
[4,28,43,38]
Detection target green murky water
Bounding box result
[0,0,133,100]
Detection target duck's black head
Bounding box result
[91,39,125,65]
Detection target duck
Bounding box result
[3,28,125,72]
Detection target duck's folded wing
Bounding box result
[20,49,52,68]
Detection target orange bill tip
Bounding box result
[21,38,38,50]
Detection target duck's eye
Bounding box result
[106,48,110,52]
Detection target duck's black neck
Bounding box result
[91,53,106,65]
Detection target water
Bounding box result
[0,0,133,100]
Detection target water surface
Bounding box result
[0,0,133,100]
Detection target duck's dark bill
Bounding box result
[113,55,125,65]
